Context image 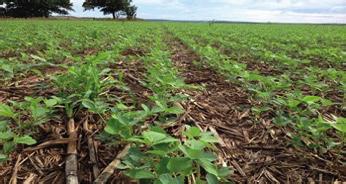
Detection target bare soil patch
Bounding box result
[121,48,147,57]
[245,59,283,76]
[0,66,65,102]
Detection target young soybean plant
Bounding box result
[0,97,59,161]
[101,34,231,183]
[106,119,232,184]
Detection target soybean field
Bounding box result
[0,20,345,183]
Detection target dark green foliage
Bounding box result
[0,7,5,16]
[83,0,136,19]
[0,0,73,18]
[124,5,136,19]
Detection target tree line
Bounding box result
[0,0,137,19]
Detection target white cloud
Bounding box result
[135,0,179,4]
[68,0,346,23]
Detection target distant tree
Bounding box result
[83,0,136,19]
[0,0,73,18]
[125,5,136,19]
[0,7,6,17]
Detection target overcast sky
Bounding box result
[70,0,346,23]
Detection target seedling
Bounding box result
[0,97,59,161]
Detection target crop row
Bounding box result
[167,23,345,152]
[0,21,231,183]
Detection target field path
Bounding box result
[165,35,345,183]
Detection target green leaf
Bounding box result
[116,103,130,111]
[0,131,14,140]
[199,159,219,176]
[0,121,8,131]
[302,96,321,105]
[3,141,15,154]
[167,157,193,174]
[82,99,96,110]
[217,167,232,178]
[126,147,145,163]
[273,115,292,126]
[206,173,218,184]
[179,145,216,161]
[0,154,7,162]
[14,135,37,145]
[148,141,179,156]
[141,104,151,113]
[159,174,175,184]
[159,174,183,184]
[156,137,178,145]
[88,51,111,64]
[287,99,300,109]
[44,99,58,107]
[156,157,170,175]
[125,169,155,179]
[184,126,201,138]
[321,99,333,106]
[0,103,15,118]
[31,107,49,120]
[195,179,207,184]
[152,105,165,113]
[165,106,184,115]
[127,136,146,144]
[200,132,218,143]
[332,118,346,133]
[1,63,13,74]
[155,101,166,109]
[186,139,207,150]
[142,131,167,145]
[104,118,132,138]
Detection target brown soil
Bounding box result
[75,48,99,56]
[0,46,45,59]
[0,66,65,102]
[245,59,283,76]
[166,36,346,183]
[121,48,147,57]
[0,116,135,183]
[110,54,152,107]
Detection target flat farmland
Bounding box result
[0,20,345,183]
